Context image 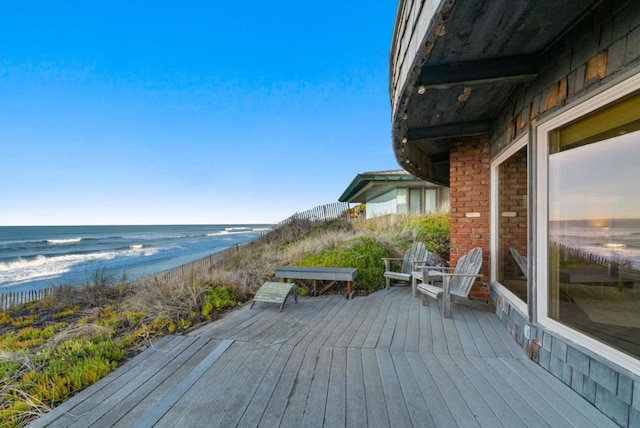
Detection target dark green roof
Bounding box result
[339,170,433,203]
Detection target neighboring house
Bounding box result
[390,0,640,425]
[338,170,449,219]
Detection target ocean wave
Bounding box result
[0,247,159,286]
[47,237,83,244]
[206,229,256,237]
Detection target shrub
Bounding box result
[201,286,242,319]
[297,236,391,294]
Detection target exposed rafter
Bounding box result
[418,55,539,89]
[407,120,492,141]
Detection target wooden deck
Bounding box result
[29,286,617,427]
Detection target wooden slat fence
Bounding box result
[0,202,352,311]
[158,202,351,282]
[0,287,58,312]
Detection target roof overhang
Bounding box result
[390,0,602,184]
[339,170,439,203]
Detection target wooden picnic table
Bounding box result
[274,266,358,299]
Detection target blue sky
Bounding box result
[0,1,398,225]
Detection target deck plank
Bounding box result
[377,297,402,349]
[345,348,367,428]
[390,351,436,427]
[376,348,413,426]
[434,353,504,427]
[451,305,481,356]
[499,357,619,427]
[322,300,367,348]
[419,351,483,427]
[324,347,347,427]
[301,346,333,427]
[404,296,421,352]
[459,305,496,357]
[204,343,281,427]
[279,346,321,427]
[390,296,411,351]
[427,300,449,355]
[463,355,550,427]
[362,298,393,348]
[134,339,233,428]
[95,337,220,428]
[346,297,382,348]
[257,344,306,427]
[30,286,619,428]
[158,340,255,426]
[51,336,195,428]
[237,344,295,426]
[28,335,177,428]
[477,310,527,359]
[483,357,575,428]
[361,348,391,428]
[287,298,349,348]
[405,352,459,428]
[334,298,374,348]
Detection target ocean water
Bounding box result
[0,224,271,292]
[550,218,640,269]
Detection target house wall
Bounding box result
[487,1,640,426]
[449,136,490,302]
[366,190,398,219]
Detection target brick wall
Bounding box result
[449,136,490,301]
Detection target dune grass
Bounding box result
[0,213,449,427]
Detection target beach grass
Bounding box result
[0,213,449,427]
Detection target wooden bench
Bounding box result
[250,281,298,311]
[274,266,358,299]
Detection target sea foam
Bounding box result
[47,237,83,244]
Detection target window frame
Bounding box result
[536,72,640,374]
[490,134,529,315]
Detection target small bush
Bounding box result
[297,236,391,294]
[201,286,242,319]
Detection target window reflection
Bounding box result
[549,120,640,358]
[497,146,528,302]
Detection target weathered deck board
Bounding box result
[301,346,332,426]
[257,344,306,427]
[30,286,619,428]
[360,348,391,427]
[279,346,320,427]
[325,347,347,427]
[345,348,367,427]
[362,297,393,348]
[135,339,233,428]
[390,351,436,427]
[405,352,459,428]
[500,357,616,427]
[50,336,196,428]
[435,352,504,427]
[461,355,549,427]
[333,297,374,347]
[97,338,222,427]
[156,340,254,426]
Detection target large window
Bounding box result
[539,78,640,368]
[491,136,528,309]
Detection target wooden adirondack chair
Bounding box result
[510,248,528,278]
[382,242,428,289]
[416,247,483,317]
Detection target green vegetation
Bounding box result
[0,213,449,427]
